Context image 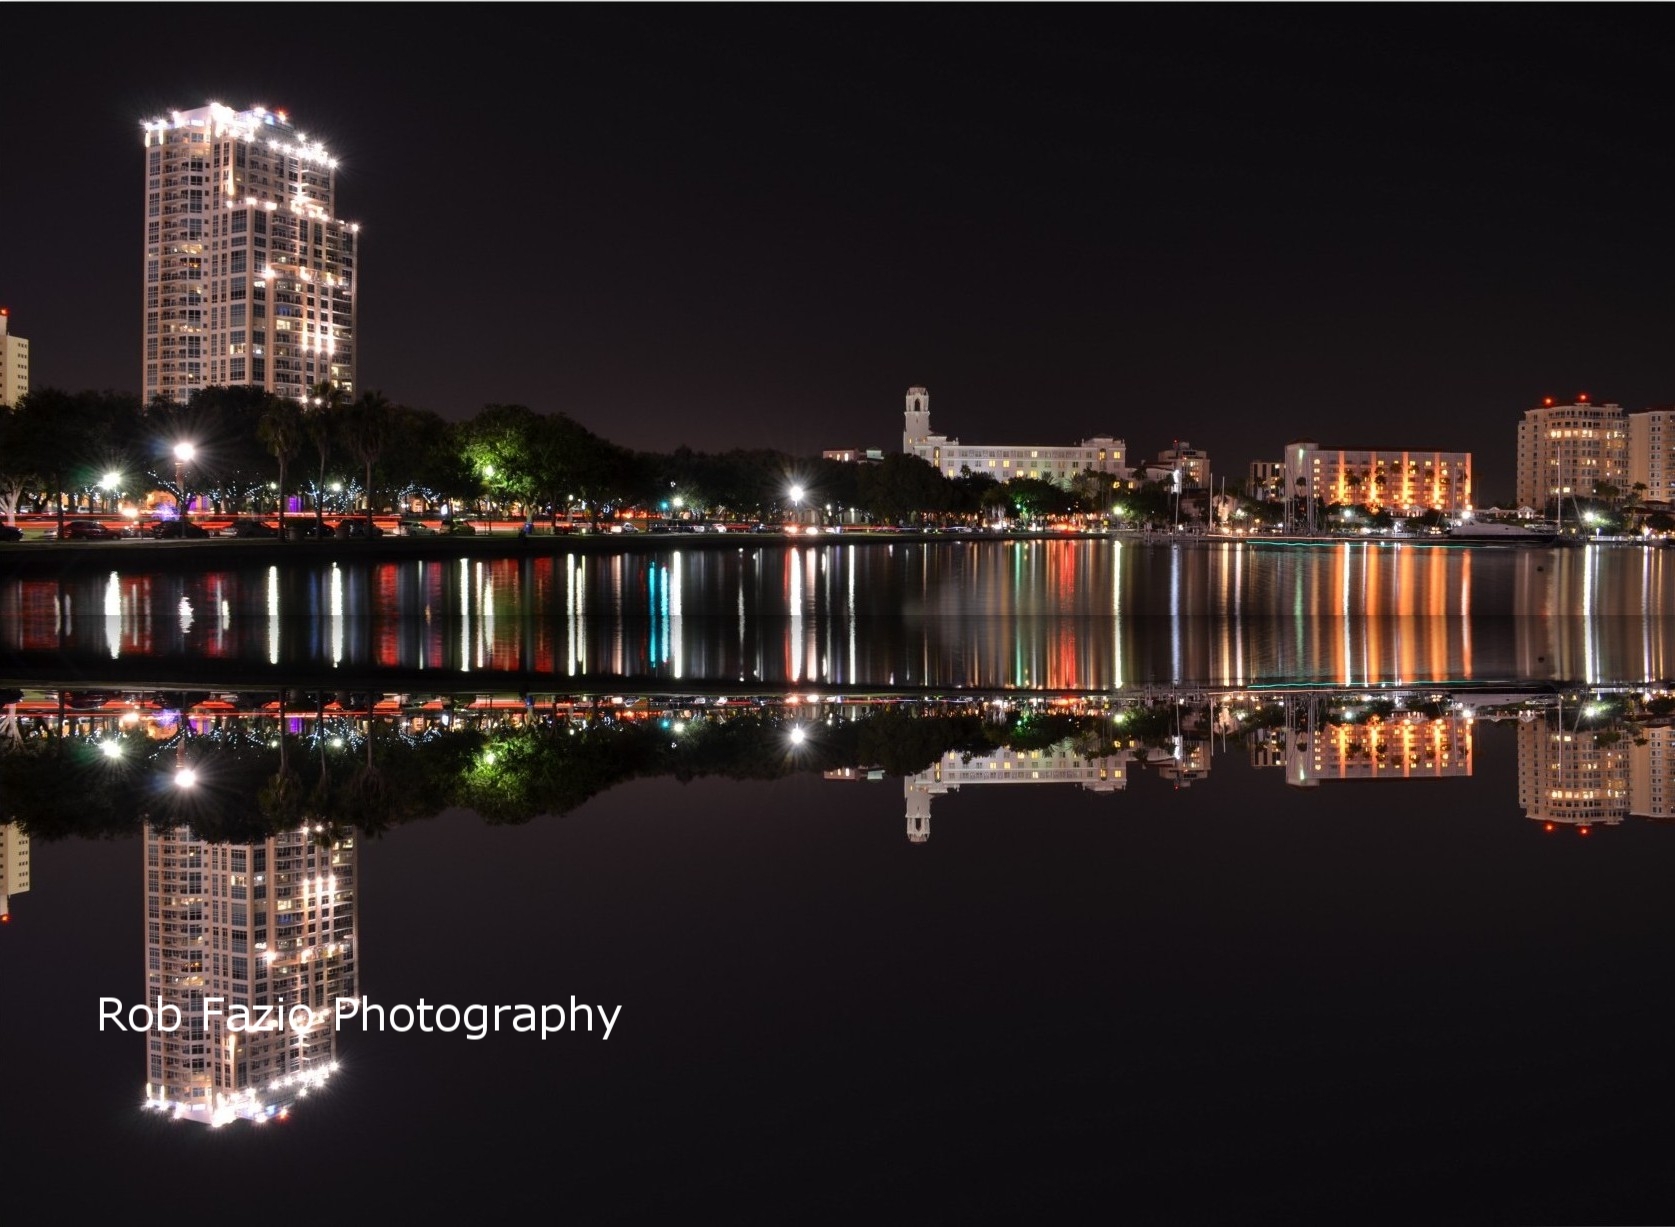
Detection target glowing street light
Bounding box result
[789,484,805,525]
[173,442,195,518]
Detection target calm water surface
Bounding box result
[4,539,1675,1221]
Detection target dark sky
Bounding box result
[9,8,1674,497]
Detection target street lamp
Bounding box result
[102,471,122,514]
[789,484,804,525]
[173,443,195,519]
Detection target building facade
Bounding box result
[144,823,357,1125]
[0,308,28,407]
[1157,440,1211,491]
[1248,460,1285,500]
[901,386,1130,487]
[1283,439,1473,518]
[900,741,1133,842]
[1627,408,1675,503]
[1514,398,1628,510]
[142,103,358,406]
[0,821,30,919]
[1516,718,1629,829]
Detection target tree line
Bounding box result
[0,383,1178,534]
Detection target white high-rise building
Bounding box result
[144,824,357,1125]
[1514,398,1628,511]
[0,308,29,407]
[141,103,359,406]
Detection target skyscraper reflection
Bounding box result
[143,824,357,1125]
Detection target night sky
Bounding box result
[10,8,1675,498]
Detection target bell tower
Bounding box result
[903,386,931,456]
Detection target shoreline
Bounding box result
[0,525,1647,576]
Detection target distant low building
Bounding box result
[901,386,1130,488]
[822,447,884,464]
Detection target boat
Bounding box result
[1445,519,1558,544]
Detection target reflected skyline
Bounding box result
[6,687,1672,845]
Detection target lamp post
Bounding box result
[789,484,804,527]
[173,442,195,520]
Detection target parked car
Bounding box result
[0,523,22,542]
[284,521,335,539]
[335,519,384,538]
[400,520,439,537]
[225,518,280,538]
[62,519,119,540]
[151,519,210,539]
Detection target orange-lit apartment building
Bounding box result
[1283,439,1472,514]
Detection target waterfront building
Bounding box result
[142,103,359,406]
[1157,440,1211,491]
[901,386,1130,487]
[1627,408,1675,503]
[1516,718,1629,829]
[0,308,28,407]
[822,447,884,464]
[1629,725,1675,820]
[899,741,1134,842]
[1283,439,1473,522]
[1514,398,1628,511]
[0,821,30,920]
[144,823,357,1125]
[1283,713,1473,788]
[1248,459,1285,501]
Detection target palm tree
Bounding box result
[256,395,304,540]
[304,381,347,534]
[345,391,395,535]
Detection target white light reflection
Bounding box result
[459,558,471,672]
[1112,541,1124,689]
[329,563,343,667]
[267,566,280,664]
[178,596,194,635]
[105,572,122,660]
[847,549,856,685]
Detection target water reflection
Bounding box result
[7,679,1675,1134]
[3,684,1669,847]
[8,542,1675,689]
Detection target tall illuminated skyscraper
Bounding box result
[141,103,359,406]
